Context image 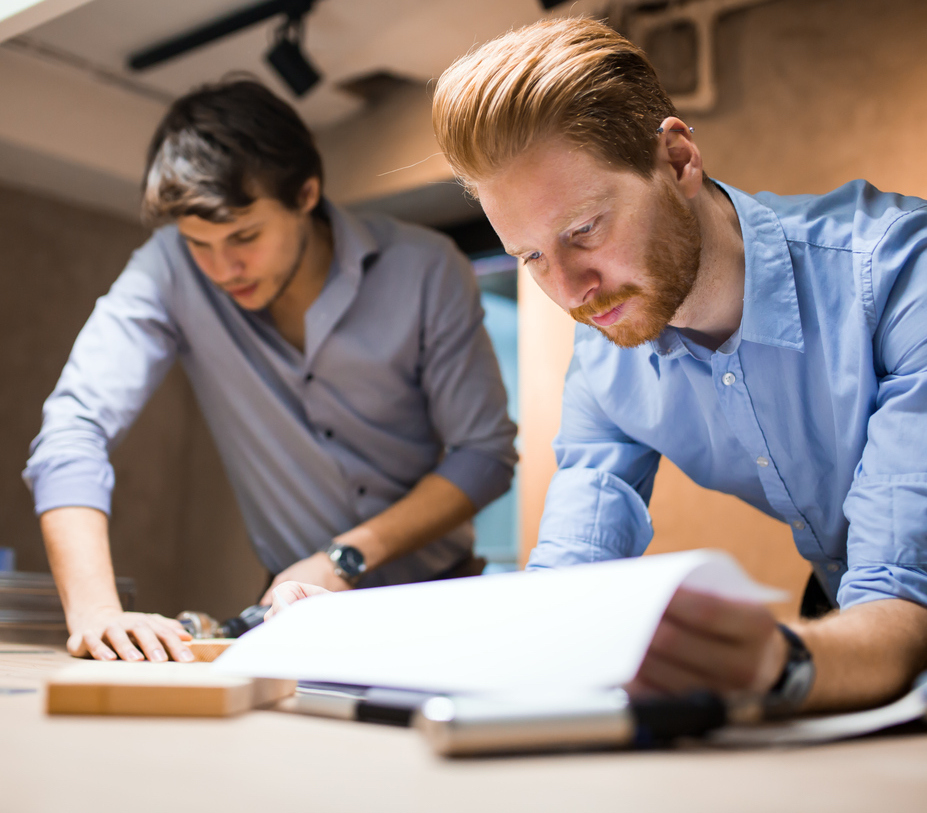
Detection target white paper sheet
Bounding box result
[214,549,784,694]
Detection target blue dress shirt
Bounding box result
[530,180,927,610]
[24,201,517,586]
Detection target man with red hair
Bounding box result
[431,17,927,715]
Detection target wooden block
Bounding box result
[188,638,236,663]
[251,676,298,709]
[46,661,295,717]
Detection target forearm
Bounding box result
[41,506,192,661]
[41,506,122,630]
[336,473,476,571]
[264,473,478,599]
[793,598,927,712]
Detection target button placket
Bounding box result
[713,351,823,558]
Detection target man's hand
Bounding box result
[260,551,351,604]
[67,608,193,663]
[263,581,331,621]
[630,587,787,697]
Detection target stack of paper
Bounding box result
[214,549,782,693]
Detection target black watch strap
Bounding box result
[764,623,816,718]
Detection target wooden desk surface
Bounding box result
[3,642,927,813]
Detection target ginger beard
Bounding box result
[570,181,702,348]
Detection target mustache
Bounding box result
[569,284,643,323]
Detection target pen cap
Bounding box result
[218,604,268,638]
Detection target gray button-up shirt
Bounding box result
[24,201,518,586]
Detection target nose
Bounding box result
[209,246,246,283]
[548,249,599,310]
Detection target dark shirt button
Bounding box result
[357,486,366,496]
[305,373,314,382]
[324,429,333,438]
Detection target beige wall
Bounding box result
[518,0,927,619]
[1,183,264,620]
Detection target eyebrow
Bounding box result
[504,194,612,257]
[179,221,264,246]
[178,232,209,247]
[556,194,612,233]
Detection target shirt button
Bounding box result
[722,372,736,386]
[357,486,366,496]
[792,520,805,530]
[756,456,769,467]
[305,373,314,382]
[324,429,333,438]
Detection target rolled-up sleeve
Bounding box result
[840,214,927,608]
[418,243,517,511]
[23,239,181,516]
[528,347,659,569]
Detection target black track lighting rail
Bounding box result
[127,0,319,71]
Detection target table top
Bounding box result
[3,641,927,813]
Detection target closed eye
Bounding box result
[571,221,596,240]
[231,231,260,244]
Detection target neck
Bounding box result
[269,215,333,350]
[672,181,745,351]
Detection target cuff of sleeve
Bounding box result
[528,467,653,569]
[836,563,927,610]
[434,448,514,511]
[24,458,114,516]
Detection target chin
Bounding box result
[595,318,668,349]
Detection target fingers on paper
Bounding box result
[264,581,329,621]
[637,588,778,693]
[664,588,776,644]
[258,582,279,607]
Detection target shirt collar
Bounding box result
[324,198,381,279]
[300,199,381,369]
[650,180,804,358]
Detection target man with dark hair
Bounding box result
[432,17,927,714]
[25,80,517,663]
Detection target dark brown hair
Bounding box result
[142,79,324,226]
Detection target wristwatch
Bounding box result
[763,623,816,717]
[326,542,367,586]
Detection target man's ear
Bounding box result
[655,116,703,200]
[298,176,322,214]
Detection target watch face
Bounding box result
[337,545,365,576]
[782,661,816,706]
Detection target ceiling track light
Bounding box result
[264,13,322,96]
[127,0,323,97]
